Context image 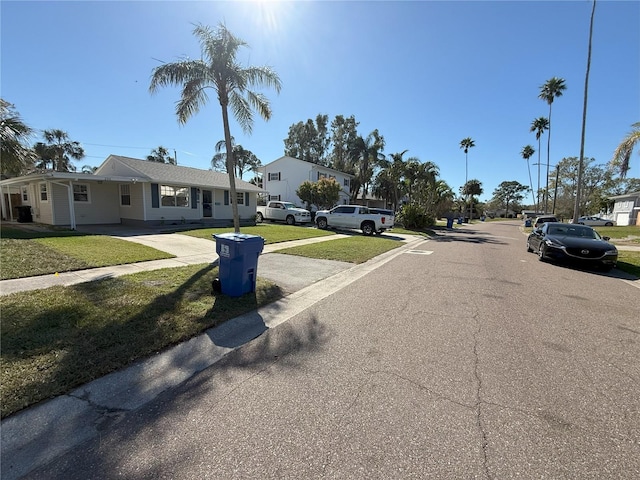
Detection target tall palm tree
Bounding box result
[149,23,282,233]
[0,99,36,176]
[610,122,640,179]
[573,0,597,222]
[539,77,567,212]
[461,179,483,221]
[459,137,475,220]
[521,145,536,206]
[378,150,408,210]
[530,116,549,212]
[351,129,384,201]
[40,129,84,172]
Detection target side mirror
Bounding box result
[603,236,610,241]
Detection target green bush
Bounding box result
[398,204,434,229]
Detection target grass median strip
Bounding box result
[276,236,403,263]
[617,251,640,277]
[0,263,283,419]
[180,224,336,244]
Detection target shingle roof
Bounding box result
[108,155,263,192]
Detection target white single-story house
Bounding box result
[256,156,354,209]
[0,155,263,229]
[608,190,640,226]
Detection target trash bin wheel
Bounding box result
[212,278,221,294]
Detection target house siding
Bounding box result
[119,182,146,222]
[1,155,264,228]
[261,156,353,209]
[610,192,640,226]
[34,182,53,224]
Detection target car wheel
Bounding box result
[256,212,263,223]
[526,240,533,253]
[537,245,546,262]
[361,222,375,236]
[286,215,295,226]
[317,217,328,229]
[605,222,613,226]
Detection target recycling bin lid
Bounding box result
[213,233,264,242]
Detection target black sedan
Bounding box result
[527,222,618,271]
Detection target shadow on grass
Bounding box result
[1,262,286,419]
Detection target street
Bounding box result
[24,221,640,479]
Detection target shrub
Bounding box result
[397,204,434,229]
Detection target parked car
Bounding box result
[533,215,558,228]
[575,216,615,227]
[315,205,394,236]
[526,222,618,271]
[255,201,312,225]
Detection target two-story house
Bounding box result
[257,156,353,210]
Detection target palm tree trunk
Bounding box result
[527,159,535,206]
[221,104,240,233]
[573,0,596,222]
[545,105,552,214]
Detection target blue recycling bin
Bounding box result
[446,218,454,229]
[213,233,264,297]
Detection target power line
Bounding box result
[83,142,159,150]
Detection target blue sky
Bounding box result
[2,0,639,202]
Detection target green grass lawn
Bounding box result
[1,226,174,280]
[617,251,640,277]
[0,264,283,418]
[277,236,402,263]
[181,224,336,244]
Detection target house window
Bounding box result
[160,185,189,207]
[317,172,327,180]
[39,183,48,202]
[236,192,245,205]
[73,184,90,202]
[120,184,131,206]
[21,187,28,202]
[269,195,281,201]
[268,172,281,181]
[344,178,350,187]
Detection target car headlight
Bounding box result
[544,239,563,248]
[604,249,618,256]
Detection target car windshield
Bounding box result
[549,225,598,239]
[282,202,296,209]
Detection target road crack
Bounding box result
[67,390,130,431]
[472,312,491,480]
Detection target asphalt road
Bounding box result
[22,222,640,479]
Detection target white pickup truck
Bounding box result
[255,201,312,225]
[314,205,394,236]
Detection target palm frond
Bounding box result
[610,122,640,179]
[229,92,253,134]
[244,66,283,93]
